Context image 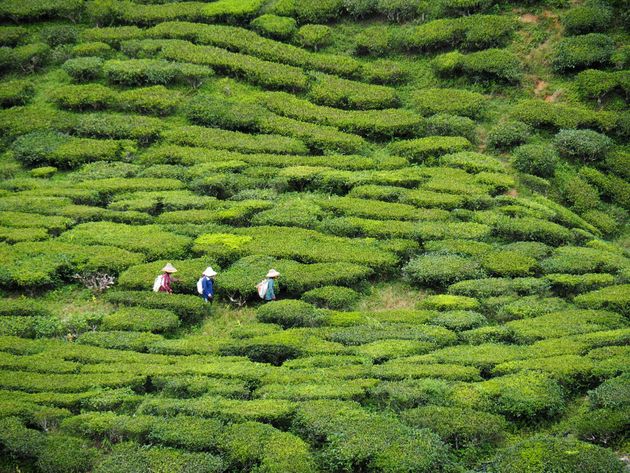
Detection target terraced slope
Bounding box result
[0,1,628,472]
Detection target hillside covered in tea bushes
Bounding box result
[0,0,628,472]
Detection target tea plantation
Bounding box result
[0,0,628,472]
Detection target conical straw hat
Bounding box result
[203,266,217,277]
[266,269,280,278]
[161,263,178,273]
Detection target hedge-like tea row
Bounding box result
[432,48,522,83]
[11,131,135,169]
[357,14,517,55]
[260,91,422,138]
[308,73,399,110]
[0,42,49,74]
[0,0,82,22]
[156,40,309,91]
[50,83,183,116]
[146,21,362,79]
[163,125,309,155]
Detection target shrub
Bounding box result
[553,129,613,162]
[72,41,113,58]
[295,24,331,50]
[487,120,530,149]
[513,143,559,178]
[0,80,34,107]
[40,25,78,47]
[292,400,450,473]
[0,43,49,74]
[419,295,480,311]
[101,308,180,333]
[422,114,476,142]
[103,59,212,87]
[404,254,483,287]
[562,3,613,35]
[103,291,210,322]
[490,435,625,473]
[268,0,343,23]
[402,406,506,449]
[59,222,191,260]
[433,48,521,83]
[62,57,104,82]
[552,33,615,73]
[0,26,27,47]
[308,73,399,110]
[411,88,485,118]
[301,286,360,310]
[575,284,630,316]
[256,300,326,328]
[540,246,628,275]
[482,250,537,277]
[388,136,471,162]
[494,216,572,246]
[36,433,99,473]
[589,374,630,410]
[576,69,629,103]
[429,310,487,331]
[250,14,297,40]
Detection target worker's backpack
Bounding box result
[152,274,163,292]
[196,277,204,295]
[256,279,268,299]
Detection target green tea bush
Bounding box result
[576,69,629,102]
[494,216,572,246]
[510,99,618,133]
[411,88,486,118]
[495,296,568,322]
[59,222,190,259]
[326,323,456,346]
[250,14,297,40]
[449,277,550,298]
[506,309,625,343]
[487,120,531,149]
[404,254,483,287]
[540,246,629,275]
[579,166,630,210]
[388,136,472,162]
[78,330,163,352]
[104,291,210,322]
[429,310,487,331]
[0,369,145,393]
[562,2,612,35]
[419,295,480,311]
[296,24,331,50]
[433,48,521,83]
[61,56,104,82]
[0,43,49,74]
[401,406,507,449]
[256,300,326,328]
[482,250,537,277]
[553,129,613,162]
[308,73,399,109]
[589,374,630,410]
[552,33,615,73]
[268,0,343,23]
[50,84,115,111]
[575,284,630,316]
[422,114,476,142]
[547,273,615,295]
[101,308,180,333]
[72,41,113,58]
[490,435,625,473]
[513,143,559,178]
[292,400,450,473]
[160,42,309,92]
[94,441,225,473]
[66,113,163,145]
[40,25,78,47]
[301,286,360,310]
[0,26,27,47]
[493,354,597,389]
[0,80,34,107]
[220,421,316,472]
[103,59,212,87]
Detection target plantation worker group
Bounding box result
[153,264,280,302]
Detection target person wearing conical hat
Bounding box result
[156,263,177,294]
[198,266,217,302]
[264,269,280,301]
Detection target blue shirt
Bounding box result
[201,276,214,301]
[265,278,275,301]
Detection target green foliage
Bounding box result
[404,254,483,287]
[388,136,472,162]
[0,26,27,47]
[62,56,104,82]
[103,59,212,87]
[561,3,613,35]
[101,308,180,333]
[575,284,630,316]
[308,73,399,110]
[301,286,360,310]
[540,246,629,275]
[487,120,530,149]
[433,48,521,83]
[0,80,34,107]
[490,435,625,473]
[553,129,614,162]
[251,14,297,40]
[104,291,210,322]
[552,33,615,73]
[411,88,485,118]
[513,144,559,178]
[402,406,506,449]
[0,42,49,74]
[419,295,480,311]
[256,300,326,328]
[268,0,343,23]
[482,250,537,277]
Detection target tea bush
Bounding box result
[404,254,483,287]
[250,14,297,40]
[575,284,630,316]
[552,33,615,73]
[561,2,612,35]
[256,300,326,328]
[296,24,332,50]
[308,73,399,110]
[433,48,522,83]
[411,88,486,118]
[101,308,180,333]
[553,129,614,162]
[104,291,210,321]
[301,286,360,310]
[490,435,625,473]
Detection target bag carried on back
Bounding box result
[256,279,269,299]
[196,277,204,295]
[152,274,163,292]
